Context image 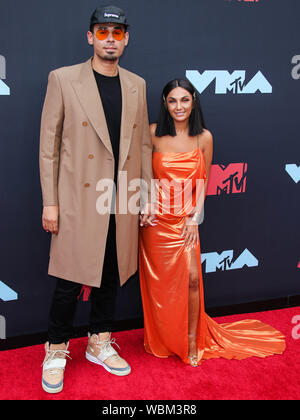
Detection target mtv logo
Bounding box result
[207,163,247,195]
[0,55,10,95]
[186,70,272,94]
[285,164,300,183]
[0,281,18,301]
[201,248,258,273]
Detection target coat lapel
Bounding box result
[71,58,113,155]
[71,59,138,168]
[118,66,138,172]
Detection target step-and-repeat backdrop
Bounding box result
[0,0,299,339]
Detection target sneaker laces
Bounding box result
[42,348,72,375]
[93,336,121,360]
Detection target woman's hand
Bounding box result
[139,203,157,227]
[181,216,199,249]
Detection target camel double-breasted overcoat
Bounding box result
[39,58,154,287]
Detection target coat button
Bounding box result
[82,121,88,127]
[88,154,94,159]
[84,183,90,187]
[127,156,130,160]
[133,124,137,128]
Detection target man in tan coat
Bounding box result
[39,5,154,393]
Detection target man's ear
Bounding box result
[87,31,94,46]
[124,31,129,47]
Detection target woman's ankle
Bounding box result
[188,333,197,355]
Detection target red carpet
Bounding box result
[1,306,300,400]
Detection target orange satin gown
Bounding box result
[138,146,286,365]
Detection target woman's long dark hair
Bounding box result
[155,78,206,137]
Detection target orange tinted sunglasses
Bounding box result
[96,28,125,41]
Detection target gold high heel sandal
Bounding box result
[188,333,198,366]
[188,355,198,367]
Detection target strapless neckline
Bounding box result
[153,147,203,156]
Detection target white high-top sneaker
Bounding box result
[86,332,131,376]
[42,342,71,393]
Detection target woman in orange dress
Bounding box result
[138,79,285,366]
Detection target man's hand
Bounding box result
[42,206,59,234]
[139,203,157,227]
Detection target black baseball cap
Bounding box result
[90,5,129,30]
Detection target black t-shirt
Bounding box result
[93,70,122,185]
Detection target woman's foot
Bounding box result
[187,354,198,367]
[188,333,198,366]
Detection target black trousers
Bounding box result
[48,214,120,344]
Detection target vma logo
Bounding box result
[207,163,247,196]
[285,164,300,184]
[202,248,258,273]
[0,55,10,95]
[0,280,18,301]
[186,70,272,94]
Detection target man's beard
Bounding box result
[102,53,118,62]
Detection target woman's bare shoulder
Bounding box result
[150,123,160,151]
[198,129,213,155]
[150,123,157,137]
[202,128,213,142]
